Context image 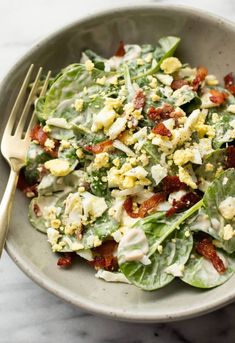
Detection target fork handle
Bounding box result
[0,169,19,257]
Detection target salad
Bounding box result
[20,36,235,291]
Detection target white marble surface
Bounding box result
[1,0,235,342]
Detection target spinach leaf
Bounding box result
[181,96,202,114]
[137,200,202,255]
[83,49,106,70]
[203,168,235,252]
[37,170,86,196]
[181,249,235,288]
[142,141,161,165]
[133,36,180,80]
[118,201,202,289]
[195,148,226,191]
[81,212,119,249]
[119,226,193,290]
[88,168,109,197]
[29,191,69,233]
[210,112,235,149]
[189,169,235,253]
[24,142,50,184]
[29,171,86,234]
[34,96,46,123]
[171,86,196,107]
[41,64,106,120]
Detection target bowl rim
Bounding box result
[2,2,235,322]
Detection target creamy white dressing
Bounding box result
[118,228,151,265]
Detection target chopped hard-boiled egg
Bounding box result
[93,152,109,169]
[160,57,182,74]
[91,106,116,132]
[178,165,197,189]
[173,147,202,166]
[44,159,71,177]
[219,197,235,220]
[222,224,234,241]
[85,59,94,72]
[81,192,108,219]
[227,104,235,114]
[74,99,84,112]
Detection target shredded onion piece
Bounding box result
[113,139,135,156]
[111,185,144,198]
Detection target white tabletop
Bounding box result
[1,1,235,342]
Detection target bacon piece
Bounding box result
[31,124,48,145]
[227,85,235,95]
[226,146,235,168]
[224,72,235,95]
[57,253,73,267]
[123,197,139,218]
[152,122,172,137]
[162,176,188,194]
[123,193,166,218]
[133,90,146,109]
[95,240,117,256]
[84,140,113,154]
[192,66,208,91]
[196,238,226,274]
[90,241,118,271]
[224,72,234,88]
[138,193,166,218]
[17,169,38,196]
[114,40,125,57]
[209,89,228,105]
[166,192,201,217]
[148,103,174,122]
[30,124,58,158]
[171,79,189,90]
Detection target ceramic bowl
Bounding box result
[1,4,235,322]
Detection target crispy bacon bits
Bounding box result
[57,253,73,267]
[166,192,201,217]
[171,79,189,90]
[148,103,174,122]
[138,193,166,218]
[123,197,139,218]
[226,146,235,168]
[90,241,118,271]
[162,176,188,194]
[196,238,226,274]
[133,89,146,110]
[84,140,113,154]
[224,72,235,95]
[209,89,228,105]
[30,124,58,158]
[17,170,38,196]
[114,40,125,57]
[152,122,172,137]
[123,193,166,218]
[192,66,208,91]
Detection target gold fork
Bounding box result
[0,65,51,257]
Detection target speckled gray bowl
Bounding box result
[1,4,235,322]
